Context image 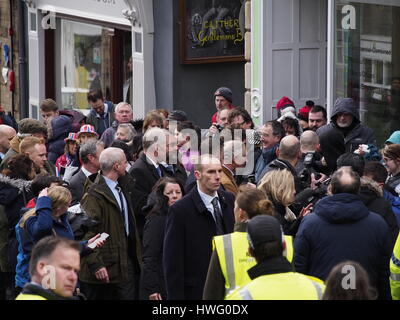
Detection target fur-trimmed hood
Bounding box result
[0,173,32,193]
[360,177,382,197]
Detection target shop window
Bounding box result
[56,19,131,112]
[334,1,400,146]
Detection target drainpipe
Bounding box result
[8,0,15,117]
[18,0,29,119]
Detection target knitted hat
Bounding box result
[18,118,47,136]
[214,87,233,103]
[276,97,296,118]
[77,124,98,137]
[167,110,188,122]
[298,100,314,121]
[386,131,400,145]
[247,215,283,249]
[64,132,78,142]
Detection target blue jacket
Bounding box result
[47,115,72,163]
[294,193,392,300]
[384,190,400,227]
[254,144,278,183]
[16,197,90,288]
[25,196,74,242]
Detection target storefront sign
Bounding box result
[36,0,130,26]
[179,0,245,64]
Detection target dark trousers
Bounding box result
[80,258,139,300]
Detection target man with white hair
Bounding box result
[129,127,169,240]
[100,102,136,148]
[220,140,247,196]
[80,147,141,300]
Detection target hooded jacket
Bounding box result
[294,193,392,300]
[47,115,72,163]
[0,174,33,274]
[316,98,376,152]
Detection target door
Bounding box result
[264,0,327,121]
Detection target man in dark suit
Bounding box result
[129,127,169,240]
[163,154,235,300]
[160,130,187,187]
[68,140,104,205]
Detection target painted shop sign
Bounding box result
[180,0,245,64]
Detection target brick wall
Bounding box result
[0,0,21,120]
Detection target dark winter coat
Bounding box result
[359,178,399,251]
[129,153,163,240]
[259,158,305,193]
[0,174,32,272]
[140,205,168,300]
[294,193,392,300]
[85,101,115,137]
[316,98,376,152]
[80,173,142,284]
[163,187,235,300]
[47,115,72,163]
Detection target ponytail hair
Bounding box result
[236,185,273,218]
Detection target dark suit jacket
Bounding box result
[68,169,88,205]
[163,187,235,300]
[160,163,188,188]
[129,153,162,240]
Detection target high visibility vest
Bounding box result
[390,232,400,300]
[16,293,47,300]
[226,272,325,300]
[213,231,294,298]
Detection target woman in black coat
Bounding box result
[139,177,184,300]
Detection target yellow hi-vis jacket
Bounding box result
[213,231,294,297]
[390,232,400,299]
[226,272,325,300]
[16,293,47,300]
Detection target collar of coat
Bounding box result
[0,173,32,192]
[86,172,133,210]
[247,256,294,280]
[190,186,229,215]
[21,283,81,300]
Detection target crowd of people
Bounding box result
[1,86,400,300]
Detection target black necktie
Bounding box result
[115,185,129,235]
[211,197,224,235]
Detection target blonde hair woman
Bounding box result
[258,169,299,235]
[16,186,105,291]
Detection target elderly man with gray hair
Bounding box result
[220,140,247,196]
[80,147,141,300]
[129,127,169,240]
[100,102,136,148]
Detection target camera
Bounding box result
[214,124,223,131]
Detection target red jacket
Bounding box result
[211,104,235,124]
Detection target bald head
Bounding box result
[300,130,319,153]
[330,166,360,195]
[278,135,300,161]
[0,125,16,154]
[99,147,124,173]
